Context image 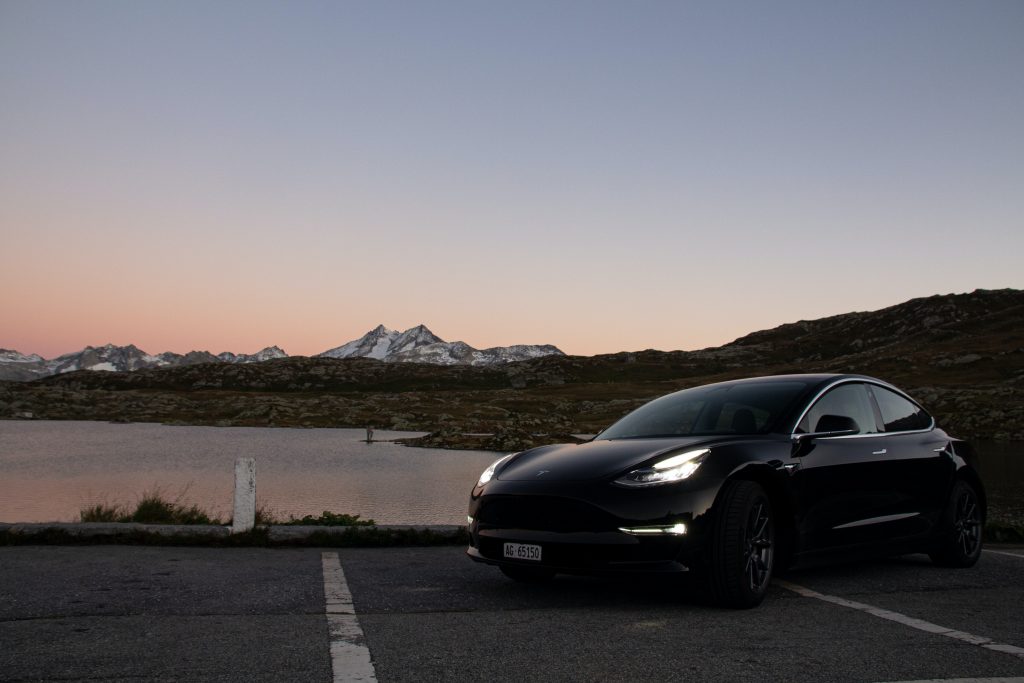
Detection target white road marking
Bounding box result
[983,549,1024,559]
[775,579,1024,661]
[322,552,377,682]
[879,679,1024,682]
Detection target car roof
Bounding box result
[714,373,874,388]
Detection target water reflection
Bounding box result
[0,421,499,525]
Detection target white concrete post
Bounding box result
[232,457,256,533]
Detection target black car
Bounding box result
[466,374,984,608]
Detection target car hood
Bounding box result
[496,437,720,482]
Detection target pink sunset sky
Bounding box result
[2,2,1022,359]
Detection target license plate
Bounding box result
[503,542,542,562]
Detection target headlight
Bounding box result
[477,452,518,487]
[614,448,709,487]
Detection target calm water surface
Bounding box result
[0,421,1020,525]
[0,421,499,524]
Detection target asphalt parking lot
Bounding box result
[1,545,1022,682]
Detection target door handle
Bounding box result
[872,449,887,455]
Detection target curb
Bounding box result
[0,522,231,538]
[0,522,468,547]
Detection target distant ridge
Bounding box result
[0,344,289,382]
[0,324,565,381]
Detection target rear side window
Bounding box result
[870,385,932,432]
[797,383,879,435]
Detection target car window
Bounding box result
[797,383,879,435]
[598,380,807,439]
[869,385,932,432]
[612,397,705,437]
[711,402,772,433]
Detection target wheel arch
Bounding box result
[950,440,987,523]
[955,466,987,523]
[722,463,798,568]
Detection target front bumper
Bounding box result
[467,529,691,575]
[467,483,718,575]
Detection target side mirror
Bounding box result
[792,415,860,448]
[814,414,860,435]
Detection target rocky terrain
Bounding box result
[1,289,1021,444]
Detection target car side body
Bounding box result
[466,374,985,607]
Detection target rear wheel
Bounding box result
[500,565,556,583]
[929,479,983,567]
[707,480,775,608]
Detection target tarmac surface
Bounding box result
[1,544,1023,682]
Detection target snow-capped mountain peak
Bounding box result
[0,349,44,363]
[316,325,564,366]
[319,325,402,360]
[389,324,444,355]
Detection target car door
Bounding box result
[791,381,912,551]
[865,384,954,532]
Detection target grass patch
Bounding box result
[276,510,375,526]
[79,502,125,523]
[78,491,375,528]
[79,488,223,525]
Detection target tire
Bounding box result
[500,565,556,583]
[707,480,775,609]
[929,479,983,568]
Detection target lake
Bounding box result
[0,421,1020,526]
[0,421,498,525]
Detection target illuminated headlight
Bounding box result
[476,453,518,487]
[614,449,709,487]
[619,523,688,536]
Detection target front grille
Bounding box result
[476,495,617,533]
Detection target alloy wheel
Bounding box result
[954,490,981,558]
[743,500,773,592]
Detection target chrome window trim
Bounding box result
[789,378,935,439]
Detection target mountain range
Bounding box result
[3,288,1018,444]
[0,325,564,381]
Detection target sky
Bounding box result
[1,1,1022,359]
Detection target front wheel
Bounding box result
[929,479,983,567]
[707,480,775,609]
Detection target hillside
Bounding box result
[1,289,1021,442]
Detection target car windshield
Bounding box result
[597,380,809,440]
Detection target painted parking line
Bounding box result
[322,552,377,682]
[775,579,1024,662]
[879,678,1024,682]
[983,549,1024,559]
